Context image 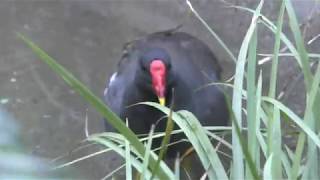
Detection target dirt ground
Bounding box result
[0,0,319,179]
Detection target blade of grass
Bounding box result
[102,163,126,180]
[281,151,292,180]
[237,2,320,178]
[178,110,228,179]
[268,0,285,98]
[285,0,312,88]
[267,3,285,173]
[206,131,232,149]
[270,106,282,178]
[230,5,302,67]
[246,23,258,180]
[174,154,180,180]
[224,93,261,180]
[284,145,294,163]
[89,136,153,179]
[231,1,263,178]
[140,102,228,179]
[141,125,155,180]
[54,148,110,170]
[125,131,132,180]
[263,154,273,180]
[255,72,263,169]
[256,71,267,157]
[185,0,237,62]
[285,1,320,178]
[291,133,306,179]
[262,97,320,148]
[17,33,173,180]
[300,62,320,179]
[151,102,174,180]
[259,53,320,59]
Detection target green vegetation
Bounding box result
[19,0,320,179]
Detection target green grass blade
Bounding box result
[301,62,320,179]
[310,62,320,112]
[284,145,294,162]
[281,152,292,179]
[178,110,227,179]
[285,0,320,177]
[231,5,302,67]
[231,1,263,178]
[141,125,155,180]
[125,127,132,180]
[285,0,312,89]
[263,153,273,180]
[270,106,282,178]
[256,130,267,157]
[186,0,237,63]
[246,25,258,180]
[102,164,126,180]
[17,33,173,180]
[90,136,152,179]
[255,72,263,166]
[267,4,285,171]
[206,131,232,150]
[268,0,285,98]
[54,148,110,170]
[140,102,228,179]
[262,97,320,148]
[174,154,180,180]
[291,133,306,179]
[258,53,320,59]
[224,93,261,180]
[151,105,174,180]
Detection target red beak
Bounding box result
[150,59,166,105]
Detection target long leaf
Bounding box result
[141,126,155,180]
[90,136,152,178]
[125,128,132,180]
[262,97,320,148]
[17,33,173,180]
[224,93,261,180]
[263,154,273,180]
[140,102,228,179]
[285,0,318,178]
[186,0,236,63]
[151,104,174,179]
[231,1,263,179]
[230,5,302,67]
[246,22,258,180]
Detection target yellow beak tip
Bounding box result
[159,98,165,106]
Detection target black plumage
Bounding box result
[103,31,228,158]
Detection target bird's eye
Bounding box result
[141,64,148,72]
[166,63,171,71]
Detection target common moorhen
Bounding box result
[103,30,229,158]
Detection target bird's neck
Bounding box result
[124,83,175,108]
[125,83,158,105]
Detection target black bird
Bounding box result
[103,30,229,158]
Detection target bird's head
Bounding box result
[138,48,173,106]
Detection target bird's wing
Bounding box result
[103,65,129,131]
[103,71,126,131]
[104,41,139,118]
[104,72,123,115]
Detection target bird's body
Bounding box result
[104,31,228,158]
